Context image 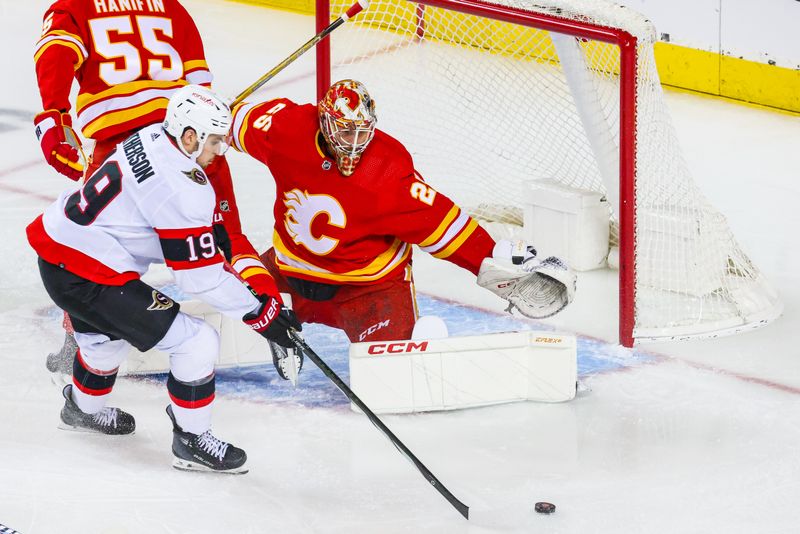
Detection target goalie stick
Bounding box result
[288,329,470,520]
[231,0,370,107]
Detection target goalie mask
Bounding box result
[163,85,232,161]
[318,79,376,176]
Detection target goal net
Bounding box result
[316,0,781,346]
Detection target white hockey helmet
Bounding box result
[318,79,376,176]
[163,84,232,160]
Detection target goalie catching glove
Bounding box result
[477,240,576,319]
[242,295,302,348]
[34,110,84,181]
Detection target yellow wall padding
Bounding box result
[243,0,800,113]
[237,0,315,14]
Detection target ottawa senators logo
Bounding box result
[182,168,208,185]
[147,291,174,311]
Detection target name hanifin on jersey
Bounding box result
[123,133,155,183]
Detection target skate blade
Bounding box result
[172,457,249,475]
[286,356,299,387]
[58,422,98,433]
[57,422,135,435]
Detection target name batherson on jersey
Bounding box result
[27,124,258,319]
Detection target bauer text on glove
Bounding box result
[242,295,302,348]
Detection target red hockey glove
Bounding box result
[230,254,280,297]
[34,110,84,181]
[243,270,280,298]
[243,295,302,348]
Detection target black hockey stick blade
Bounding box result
[289,329,469,520]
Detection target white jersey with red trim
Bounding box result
[27,123,258,319]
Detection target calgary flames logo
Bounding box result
[322,80,373,122]
[283,189,346,255]
[333,87,362,116]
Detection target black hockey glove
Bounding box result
[243,295,302,348]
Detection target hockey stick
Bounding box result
[64,126,88,172]
[288,329,470,520]
[230,0,370,107]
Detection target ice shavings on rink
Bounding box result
[122,292,655,408]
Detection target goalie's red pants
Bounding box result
[259,248,419,343]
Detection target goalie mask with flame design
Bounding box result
[318,80,376,176]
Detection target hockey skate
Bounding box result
[59,384,136,435]
[269,340,303,385]
[166,405,248,474]
[46,332,77,385]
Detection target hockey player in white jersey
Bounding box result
[26,85,300,474]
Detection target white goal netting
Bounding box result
[323,0,781,343]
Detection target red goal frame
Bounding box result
[315,0,639,347]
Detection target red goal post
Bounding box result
[314,0,781,347]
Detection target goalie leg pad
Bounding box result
[349,331,578,414]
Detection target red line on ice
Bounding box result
[0,159,58,202]
[421,291,800,396]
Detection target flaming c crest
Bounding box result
[283,189,346,255]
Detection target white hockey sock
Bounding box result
[171,403,212,436]
[70,384,109,415]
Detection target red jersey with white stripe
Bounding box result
[27,124,259,319]
[231,99,495,285]
[34,0,212,141]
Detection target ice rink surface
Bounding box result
[1,1,799,533]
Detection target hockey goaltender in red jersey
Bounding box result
[26,86,300,474]
[33,0,276,374]
[231,79,576,380]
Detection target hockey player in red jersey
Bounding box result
[33,0,275,374]
[27,85,301,473]
[231,80,575,380]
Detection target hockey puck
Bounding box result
[534,502,556,514]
